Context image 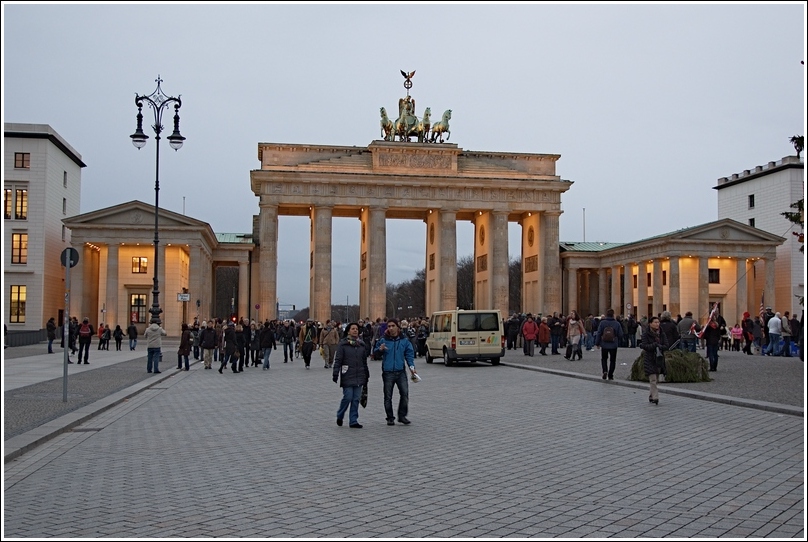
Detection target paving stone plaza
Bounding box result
[2,343,804,538]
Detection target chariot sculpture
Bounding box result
[380,70,451,143]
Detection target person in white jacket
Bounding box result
[144,321,167,373]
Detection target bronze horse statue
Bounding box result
[430,109,451,143]
[380,107,394,141]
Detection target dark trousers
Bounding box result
[283,340,295,362]
[551,335,561,354]
[301,342,315,365]
[600,348,617,378]
[78,340,91,363]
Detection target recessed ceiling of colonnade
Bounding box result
[276,216,523,311]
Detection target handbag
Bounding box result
[360,384,368,408]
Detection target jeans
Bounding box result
[129,338,137,351]
[337,385,362,425]
[282,341,294,361]
[628,333,637,348]
[585,332,594,350]
[765,334,781,356]
[262,347,273,369]
[193,345,200,360]
[177,352,189,370]
[782,336,792,357]
[550,335,560,354]
[600,348,617,378]
[382,370,409,422]
[680,338,696,353]
[706,344,719,370]
[147,348,161,372]
[48,339,54,353]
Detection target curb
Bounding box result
[3,364,194,464]
[501,362,804,417]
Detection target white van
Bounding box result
[425,309,505,366]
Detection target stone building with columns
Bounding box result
[250,141,570,324]
[62,201,252,336]
[559,219,784,326]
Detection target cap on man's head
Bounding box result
[766,307,772,310]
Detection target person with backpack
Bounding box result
[77,317,94,364]
[595,309,623,381]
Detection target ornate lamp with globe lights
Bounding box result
[130,75,185,325]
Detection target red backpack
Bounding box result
[79,323,92,338]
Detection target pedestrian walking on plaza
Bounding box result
[549,312,564,355]
[68,316,78,356]
[112,324,124,351]
[702,316,721,371]
[144,320,167,374]
[97,323,106,350]
[781,311,793,357]
[640,315,668,405]
[319,319,340,369]
[46,317,57,354]
[333,322,370,428]
[177,323,191,370]
[101,325,111,350]
[235,322,246,371]
[659,311,680,350]
[373,318,416,426]
[191,322,201,360]
[126,321,138,351]
[764,312,783,356]
[520,314,539,356]
[538,317,551,355]
[595,309,623,380]
[565,311,585,360]
[199,320,217,369]
[299,319,318,369]
[219,321,239,374]
[259,320,277,370]
[76,317,94,364]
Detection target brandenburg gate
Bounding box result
[250,73,571,322]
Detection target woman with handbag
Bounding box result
[640,315,668,405]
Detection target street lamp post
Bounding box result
[130,75,185,325]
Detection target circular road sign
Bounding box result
[60,247,79,268]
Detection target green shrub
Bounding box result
[629,349,712,383]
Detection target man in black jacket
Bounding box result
[198,320,218,370]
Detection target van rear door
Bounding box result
[477,312,502,357]
[456,312,480,357]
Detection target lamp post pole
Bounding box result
[130,75,185,325]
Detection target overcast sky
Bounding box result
[3,2,805,311]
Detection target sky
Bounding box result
[2,2,806,312]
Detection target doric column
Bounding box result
[439,209,457,312]
[763,257,775,314]
[652,259,663,316]
[581,269,591,316]
[668,257,680,317]
[542,210,562,315]
[81,243,95,320]
[600,268,609,316]
[734,258,748,326]
[238,260,250,319]
[623,264,633,317]
[520,212,542,316]
[67,237,85,320]
[107,244,119,328]
[368,207,387,320]
[637,261,648,319]
[491,211,510,315]
[566,266,578,315]
[188,244,205,320]
[611,265,622,315]
[310,205,333,323]
[258,201,278,321]
[698,256,709,322]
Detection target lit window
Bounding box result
[708,269,720,284]
[130,294,147,323]
[11,233,28,264]
[4,189,11,219]
[15,189,27,220]
[14,153,30,169]
[10,285,26,323]
[132,257,148,274]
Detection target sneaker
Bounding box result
[387,420,395,426]
[398,418,411,425]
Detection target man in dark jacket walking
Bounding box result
[595,309,623,380]
[198,320,218,369]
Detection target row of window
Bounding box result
[7,236,148,272]
[631,269,720,288]
[7,288,149,325]
[4,188,27,220]
[14,152,70,188]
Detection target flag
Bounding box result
[696,303,718,339]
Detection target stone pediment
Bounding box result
[670,219,784,243]
[63,200,208,229]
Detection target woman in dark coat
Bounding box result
[177,323,191,370]
[219,322,239,374]
[332,322,370,428]
[640,315,668,405]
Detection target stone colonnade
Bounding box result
[251,141,572,322]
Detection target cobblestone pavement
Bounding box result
[2,347,804,538]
